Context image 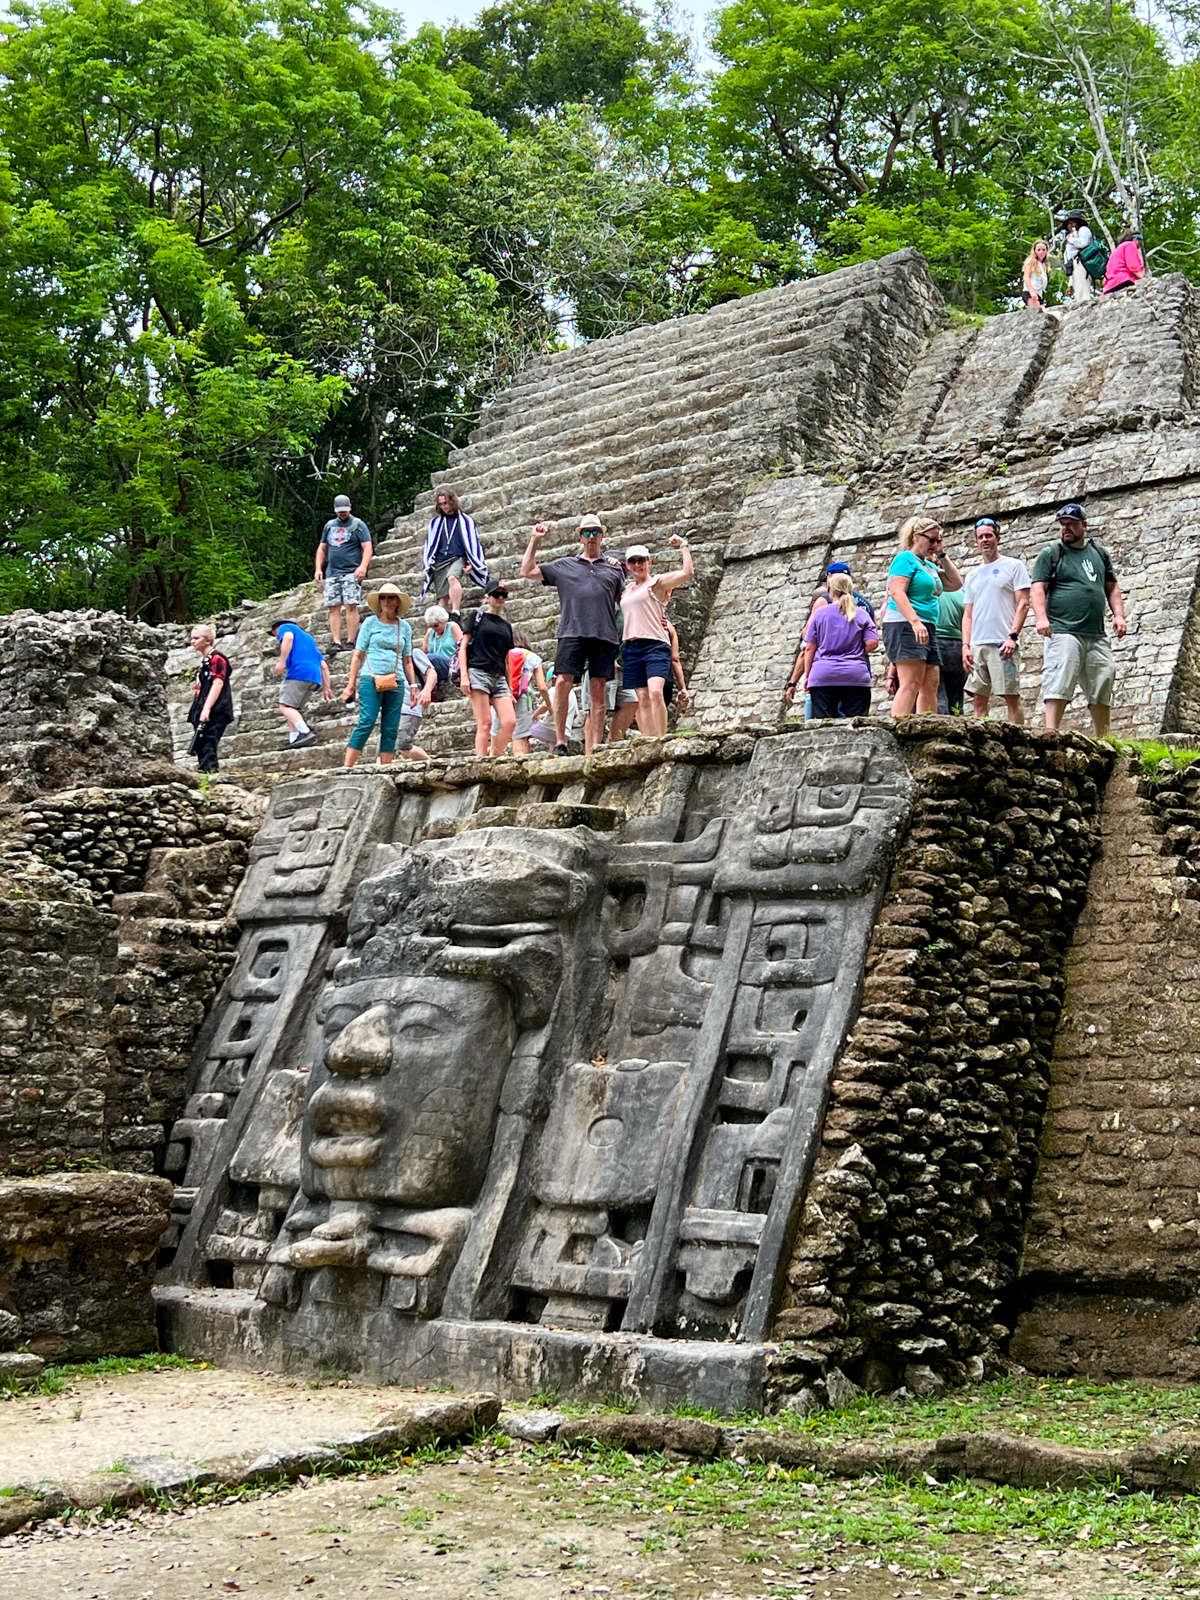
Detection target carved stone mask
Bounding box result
[302,974,518,1206]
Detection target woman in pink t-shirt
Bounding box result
[1103,232,1146,295]
[620,534,694,736]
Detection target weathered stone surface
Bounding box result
[774,720,1112,1389]
[0,1172,171,1359]
[557,1414,723,1458]
[0,610,174,803]
[0,1351,45,1387]
[501,1408,566,1442]
[1015,761,1200,1379]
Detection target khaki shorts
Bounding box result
[1042,634,1115,706]
[429,558,465,599]
[279,679,316,710]
[965,643,1021,698]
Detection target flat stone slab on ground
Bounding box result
[0,1367,439,1488]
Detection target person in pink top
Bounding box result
[619,533,694,736]
[1103,231,1146,295]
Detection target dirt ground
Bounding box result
[0,1369,1192,1600]
[0,1449,1185,1600]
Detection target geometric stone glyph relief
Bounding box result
[164,729,911,1375]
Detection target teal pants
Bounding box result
[348,677,403,753]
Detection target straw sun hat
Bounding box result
[367,583,412,617]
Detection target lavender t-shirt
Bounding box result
[804,604,877,687]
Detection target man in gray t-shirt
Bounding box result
[315,494,373,653]
[520,514,625,756]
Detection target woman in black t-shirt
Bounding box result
[187,624,234,775]
[459,582,516,756]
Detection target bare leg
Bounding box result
[1089,702,1111,737]
[916,663,940,714]
[1043,697,1066,732]
[469,688,493,756]
[645,678,668,737]
[378,752,394,765]
[972,693,991,719]
[608,702,637,743]
[280,705,308,736]
[343,747,361,768]
[327,606,343,645]
[585,676,608,753]
[892,661,925,716]
[344,604,360,646]
[1003,693,1025,726]
[448,574,463,615]
[634,685,655,737]
[512,738,531,756]
[490,697,516,756]
[553,675,575,746]
[399,745,430,761]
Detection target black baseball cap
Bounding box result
[484,581,509,599]
[1057,502,1087,522]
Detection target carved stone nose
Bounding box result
[325,1004,392,1077]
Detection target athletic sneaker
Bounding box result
[552,743,569,757]
[290,731,317,749]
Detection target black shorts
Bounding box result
[883,620,939,665]
[809,685,872,719]
[554,636,618,682]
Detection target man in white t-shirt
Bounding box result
[961,516,1032,724]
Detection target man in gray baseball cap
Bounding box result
[315,493,373,654]
[1030,503,1127,736]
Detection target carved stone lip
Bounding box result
[309,1134,385,1168]
[308,1084,385,1167]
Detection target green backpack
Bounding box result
[1078,237,1109,281]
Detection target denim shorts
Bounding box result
[468,668,511,697]
[621,637,672,689]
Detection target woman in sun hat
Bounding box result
[619,534,694,737]
[341,582,417,767]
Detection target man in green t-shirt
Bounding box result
[1030,503,1127,737]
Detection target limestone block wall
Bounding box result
[771,721,1112,1396]
[1014,758,1200,1379]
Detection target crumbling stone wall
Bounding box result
[1013,757,1200,1379]
[0,1171,171,1360]
[0,786,262,1176]
[0,614,264,1179]
[0,610,176,803]
[773,720,1112,1398]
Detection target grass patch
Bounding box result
[3,1350,202,1399]
[1108,736,1200,778]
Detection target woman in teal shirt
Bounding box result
[882,516,963,716]
[341,584,417,766]
[883,515,966,716]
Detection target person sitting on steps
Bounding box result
[422,605,462,682]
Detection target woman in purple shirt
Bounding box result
[784,574,879,718]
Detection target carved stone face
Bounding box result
[302,975,517,1206]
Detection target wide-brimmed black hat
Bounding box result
[1062,210,1088,225]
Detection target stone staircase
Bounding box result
[167,250,944,779]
